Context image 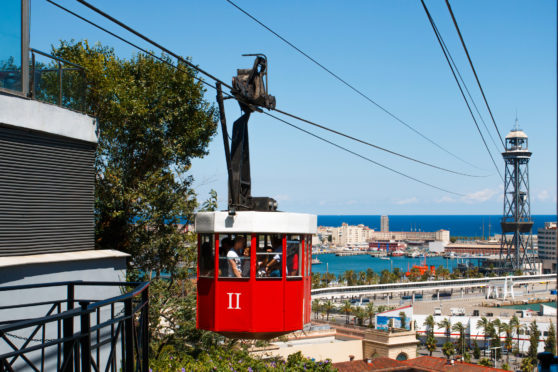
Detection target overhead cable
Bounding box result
[265,112,464,196]
[224,0,481,170]
[420,0,504,182]
[272,108,484,178]
[433,15,501,154]
[49,0,484,178]
[445,0,506,149]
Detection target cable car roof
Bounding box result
[195,211,316,234]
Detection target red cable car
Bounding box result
[195,55,316,339]
[196,211,316,339]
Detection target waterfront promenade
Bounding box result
[311,274,555,300]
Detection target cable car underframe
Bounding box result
[195,55,317,339]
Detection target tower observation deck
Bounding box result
[499,125,537,273]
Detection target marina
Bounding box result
[311,253,468,277]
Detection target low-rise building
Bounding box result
[538,222,557,273]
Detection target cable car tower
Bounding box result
[195,55,316,339]
[499,121,537,274]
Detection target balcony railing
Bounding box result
[0,281,149,372]
[29,48,87,113]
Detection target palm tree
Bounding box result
[424,315,435,337]
[341,300,352,324]
[452,322,466,356]
[501,322,513,365]
[509,315,521,355]
[312,299,321,319]
[353,306,366,326]
[357,271,366,285]
[364,302,375,326]
[365,268,377,284]
[323,300,334,321]
[438,318,452,343]
[476,317,491,350]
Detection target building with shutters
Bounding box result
[0,2,145,371]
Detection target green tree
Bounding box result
[473,340,481,359]
[426,334,437,356]
[478,358,493,367]
[502,322,513,364]
[438,318,452,343]
[442,341,455,360]
[199,189,218,211]
[510,315,521,355]
[323,300,334,321]
[520,357,535,372]
[364,302,376,326]
[399,311,407,329]
[353,306,366,326]
[452,321,466,355]
[312,299,322,319]
[56,41,218,276]
[379,269,392,284]
[477,317,491,350]
[424,315,435,337]
[365,268,378,284]
[341,301,352,324]
[527,320,540,359]
[545,320,556,354]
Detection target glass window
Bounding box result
[199,234,214,277]
[0,0,22,92]
[256,234,283,278]
[287,235,302,277]
[219,234,250,278]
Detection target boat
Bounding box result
[311,257,322,265]
[379,256,390,260]
[389,250,405,257]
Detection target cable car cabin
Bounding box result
[195,211,316,339]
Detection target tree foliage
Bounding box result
[52,40,218,276]
[545,321,556,355]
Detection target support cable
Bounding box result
[435,17,501,154]
[272,108,484,177]
[445,0,506,149]
[224,0,481,169]
[420,0,504,182]
[48,0,484,178]
[48,0,488,187]
[264,112,464,196]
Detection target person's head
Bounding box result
[271,235,282,248]
[234,236,246,251]
[243,247,250,256]
[221,237,233,252]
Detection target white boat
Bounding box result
[379,256,390,260]
[311,257,322,265]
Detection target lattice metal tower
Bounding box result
[499,123,536,273]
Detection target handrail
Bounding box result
[0,280,150,372]
[29,48,84,70]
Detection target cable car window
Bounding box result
[219,234,250,278]
[256,234,283,278]
[287,235,301,277]
[199,234,214,277]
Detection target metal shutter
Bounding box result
[0,124,95,256]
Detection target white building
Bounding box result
[329,223,375,248]
[538,222,557,273]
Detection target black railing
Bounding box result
[29,48,87,113]
[0,281,149,372]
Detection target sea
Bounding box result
[311,214,556,277]
[317,215,556,237]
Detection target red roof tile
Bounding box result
[334,356,509,372]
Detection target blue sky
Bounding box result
[30,0,556,215]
